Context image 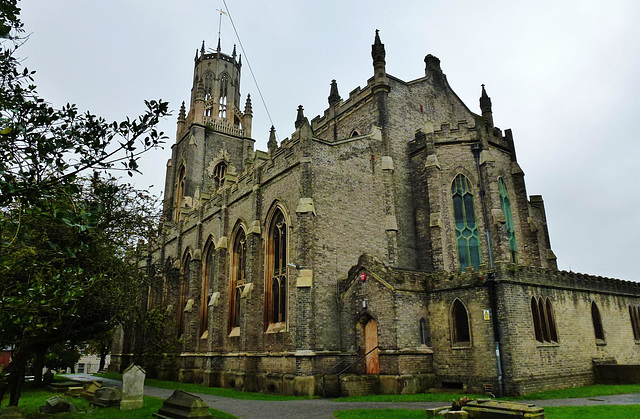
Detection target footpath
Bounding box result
[66,374,640,419]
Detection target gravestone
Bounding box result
[80,380,102,399]
[39,396,77,414]
[120,364,145,410]
[43,369,54,385]
[153,390,213,419]
[92,387,122,407]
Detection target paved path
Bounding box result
[66,374,640,418]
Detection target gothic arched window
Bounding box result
[178,252,191,337]
[264,208,287,330]
[213,162,226,191]
[630,305,640,341]
[219,74,229,119]
[174,165,186,222]
[228,227,246,334]
[591,301,605,341]
[200,239,215,337]
[498,177,518,263]
[452,174,480,271]
[419,317,430,346]
[531,296,558,343]
[451,299,471,345]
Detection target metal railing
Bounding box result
[321,345,379,398]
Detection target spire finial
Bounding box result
[232,44,237,58]
[372,29,386,64]
[200,40,205,55]
[217,37,221,53]
[244,94,253,116]
[479,84,494,128]
[178,101,186,121]
[268,125,278,155]
[328,79,341,106]
[295,105,305,129]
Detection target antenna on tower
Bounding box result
[216,8,227,49]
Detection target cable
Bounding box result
[222,0,278,140]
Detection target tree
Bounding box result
[0,1,169,406]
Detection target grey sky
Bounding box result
[17,1,640,281]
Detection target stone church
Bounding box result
[110,32,640,396]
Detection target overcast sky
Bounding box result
[17,1,640,281]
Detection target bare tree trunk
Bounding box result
[33,346,46,386]
[99,346,108,371]
[8,361,25,407]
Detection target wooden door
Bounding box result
[365,318,379,374]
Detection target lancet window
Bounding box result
[451,299,471,345]
[228,227,246,333]
[264,208,288,330]
[531,296,558,343]
[200,240,215,336]
[498,177,518,263]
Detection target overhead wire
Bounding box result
[221,0,278,140]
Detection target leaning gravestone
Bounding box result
[120,364,145,410]
[153,390,213,419]
[39,396,77,414]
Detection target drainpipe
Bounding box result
[471,143,504,397]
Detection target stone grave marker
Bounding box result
[120,364,145,410]
[153,390,212,419]
[39,396,77,414]
[92,387,122,407]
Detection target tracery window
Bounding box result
[213,162,226,191]
[630,305,640,341]
[531,296,558,343]
[498,177,518,263]
[200,240,215,336]
[228,227,246,333]
[178,253,191,337]
[451,299,471,345]
[264,208,288,329]
[452,174,480,271]
[591,301,605,341]
[174,165,186,222]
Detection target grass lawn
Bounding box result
[333,392,485,403]
[95,372,315,401]
[0,386,236,418]
[332,405,640,419]
[332,384,640,403]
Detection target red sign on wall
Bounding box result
[359,272,367,282]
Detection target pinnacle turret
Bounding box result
[267,125,278,155]
[295,105,306,129]
[328,79,341,106]
[480,84,494,128]
[178,101,186,121]
[244,94,253,116]
[200,40,205,56]
[371,29,385,63]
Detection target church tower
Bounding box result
[163,40,254,222]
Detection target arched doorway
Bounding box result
[365,318,379,374]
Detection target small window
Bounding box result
[350,130,360,137]
[213,162,227,191]
[591,302,605,341]
[451,299,470,345]
[419,317,430,346]
[531,296,558,343]
[630,305,640,341]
